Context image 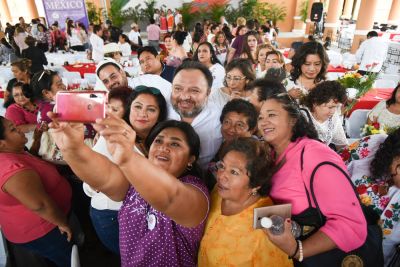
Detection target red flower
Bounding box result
[341,149,350,161]
[372,122,380,129]
[357,184,367,195]
[360,147,370,158]
[366,64,372,69]
[371,184,379,194]
[385,210,393,218]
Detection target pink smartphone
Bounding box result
[55,91,107,123]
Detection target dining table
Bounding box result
[348,88,394,116]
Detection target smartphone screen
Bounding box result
[55,91,107,123]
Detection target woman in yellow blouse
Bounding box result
[198,137,293,267]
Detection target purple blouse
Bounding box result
[118,175,210,267]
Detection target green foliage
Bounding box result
[124,4,142,23]
[140,0,157,21]
[179,3,198,30]
[239,0,258,19]
[86,1,103,24]
[209,2,229,23]
[299,0,309,23]
[110,0,129,27]
[264,3,287,26]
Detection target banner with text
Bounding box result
[42,0,89,30]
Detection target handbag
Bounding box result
[294,147,384,267]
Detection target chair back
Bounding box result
[346,109,370,138]
[63,72,82,84]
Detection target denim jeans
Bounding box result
[89,207,120,255]
[148,40,160,51]
[15,227,72,267]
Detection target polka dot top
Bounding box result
[118,175,210,267]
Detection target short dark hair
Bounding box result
[11,58,31,73]
[367,31,378,38]
[192,42,221,65]
[247,79,286,101]
[220,137,274,196]
[386,83,400,107]
[108,86,133,116]
[174,60,213,89]
[145,120,201,178]
[264,93,319,142]
[96,62,122,77]
[290,41,329,83]
[301,81,347,111]
[93,24,102,34]
[124,86,168,125]
[220,99,258,131]
[172,31,188,46]
[4,82,33,108]
[137,46,158,59]
[150,18,155,24]
[24,35,36,47]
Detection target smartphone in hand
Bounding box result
[55,91,107,123]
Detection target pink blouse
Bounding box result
[269,137,367,252]
[5,103,38,126]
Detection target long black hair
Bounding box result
[192,42,221,65]
[386,83,400,107]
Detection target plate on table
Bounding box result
[73,64,83,68]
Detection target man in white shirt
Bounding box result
[90,25,104,63]
[128,23,140,46]
[168,61,223,169]
[356,31,389,74]
[174,10,182,28]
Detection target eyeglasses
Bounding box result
[135,85,161,95]
[215,161,249,176]
[225,75,246,82]
[222,119,248,132]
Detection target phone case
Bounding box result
[55,91,107,123]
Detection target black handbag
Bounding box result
[294,147,384,267]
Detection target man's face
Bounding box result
[171,69,210,119]
[139,51,162,75]
[98,64,127,90]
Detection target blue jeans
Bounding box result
[89,207,120,255]
[16,227,72,267]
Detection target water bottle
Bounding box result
[261,215,301,238]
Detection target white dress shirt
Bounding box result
[128,30,140,44]
[209,63,225,91]
[90,33,104,63]
[355,37,389,72]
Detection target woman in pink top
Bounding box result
[5,82,38,133]
[0,116,72,266]
[257,93,370,266]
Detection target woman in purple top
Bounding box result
[48,116,210,266]
[4,82,38,133]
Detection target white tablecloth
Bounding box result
[45,51,92,66]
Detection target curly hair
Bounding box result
[290,41,329,83]
[264,93,319,142]
[220,137,274,196]
[301,81,347,111]
[370,129,400,181]
[386,83,400,107]
[220,99,258,132]
[246,79,286,101]
[192,42,221,65]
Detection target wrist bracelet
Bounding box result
[298,240,304,262]
[288,240,299,259]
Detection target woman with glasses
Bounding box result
[210,58,255,108]
[300,81,348,150]
[206,99,258,190]
[286,42,329,100]
[199,137,293,266]
[48,114,209,266]
[83,86,168,255]
[342,129,400,265]
[4,59,32,104]
[192,42,225,90]
[258,93,373,266]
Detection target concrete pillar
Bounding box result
[292,0,307,33]
[342,0,354,19]
[0,0,11,27]
[323,0,345,40]
[388,0,400,25]
[350,0,379,53]
[352,0,361,20]
[26,0,39,20]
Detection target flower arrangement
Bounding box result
[338,63,380,112]
[361,120,386,137]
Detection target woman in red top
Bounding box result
[160,10,168,34]
[0,116,72,266]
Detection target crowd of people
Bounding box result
[0,10,399,267]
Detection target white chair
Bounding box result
[71,244,80,267]
[327,72,343,81]
[379,74,399,85]
[63,72,82,84]
[373,79,397,89]
[345,109,371,139]
[83,73,97,86]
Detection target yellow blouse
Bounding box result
[198,189,293,267]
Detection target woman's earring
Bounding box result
[251,191,257,196]
[187,163,193,171]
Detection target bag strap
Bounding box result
[300,147,313,208]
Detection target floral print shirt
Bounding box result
[342,134,400,265]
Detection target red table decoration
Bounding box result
[63,63,97,78]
